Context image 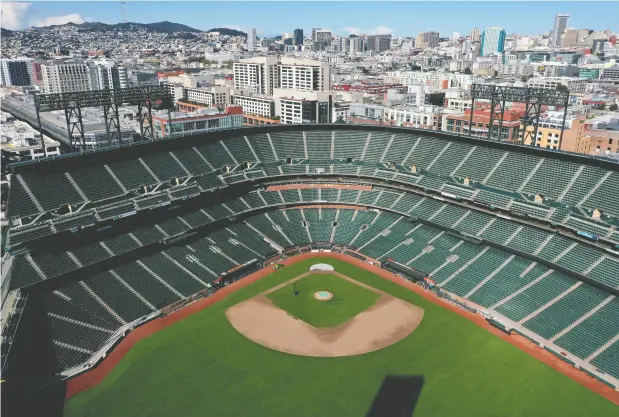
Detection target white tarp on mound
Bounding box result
[310,263,335,272]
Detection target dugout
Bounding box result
[382,259,428,282]
[214,259,260,288]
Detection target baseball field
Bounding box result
[63,255,618,417]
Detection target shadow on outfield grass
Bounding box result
[366,375,424,417]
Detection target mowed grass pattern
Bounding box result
[267,273,380,327]
[64,258,618,417]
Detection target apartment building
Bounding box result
[0,58,33,87]
[233,56,279,95]
[313,30,332,51]
[416,32,439,49]
[527,77,587,93]
[41,63,90,94]
[348,103,385,124]
[586,127,619,155]
[232,94,279,125]
[183,86,230,108]
[443,107,524,141]
[384,104,443,130]
[233,56,331,96]
[601,65,619,81]
[521,108,588,152]
[87,63,128,90]
[273,88,331,124]
[278,56,331,92]
[41,61,128,94]
[367,35,392,53]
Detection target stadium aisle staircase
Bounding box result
[522,284,610,340]
[554,297,619,360]
[442,249,510,297]
[452,147,506,183]
[469,262,549,308]
[591,340,619,379]
[494,272,577,322]
[84,271,155,322]
[484,152,540,191]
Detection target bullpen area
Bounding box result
[64,256,617,417]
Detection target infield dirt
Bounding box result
[225,271,424,357]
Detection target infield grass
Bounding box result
[266,273,379,327]
[64,257,618,417]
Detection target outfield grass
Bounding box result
[64,258,618,417]
[267,273,379,327]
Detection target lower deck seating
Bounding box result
[10,204,619,382]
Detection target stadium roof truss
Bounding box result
[34,86,173,155]
[470,84,570,147]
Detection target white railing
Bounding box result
[59,309,161,378]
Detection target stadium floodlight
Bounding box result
[470,84,570,147]
[34,86,173,156]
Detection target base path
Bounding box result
[226,272,424,357]
[65,252,619,406]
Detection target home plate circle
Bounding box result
[309,263,335,272]
[314,291,333,301]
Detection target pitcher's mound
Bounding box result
[310,263,334,272]
[314,291,333,301]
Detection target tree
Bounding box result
[521,75,532,83]
[556,84,569,93]
[609,104,618,111]
[463,67,472,75]
[599,103,606,110]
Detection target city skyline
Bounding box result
[2,2,619,36]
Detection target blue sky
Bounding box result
[3,2,619,36]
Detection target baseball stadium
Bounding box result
[1,124,619,416]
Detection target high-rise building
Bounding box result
[293,29,304,47]
[480,27,506,56]
[233,56,331,95]
[247,28,257,51]
[333,37,350,53]
[87,61,128,90]
[31,61,44,86]
[551,14,569,47]
[312,28,320,42]
[40,61,129,94]
[277,56,331,91]
[313,30,332,51]
[41,62,90,94]
[233,56,279,95]
[470,28,481,42]
[349,36,365,53]
[367,34,392,52]
[416,32,440,49]
[273,89,332,124]
[0,58,33,86]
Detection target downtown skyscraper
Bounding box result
[551,13,569,47]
